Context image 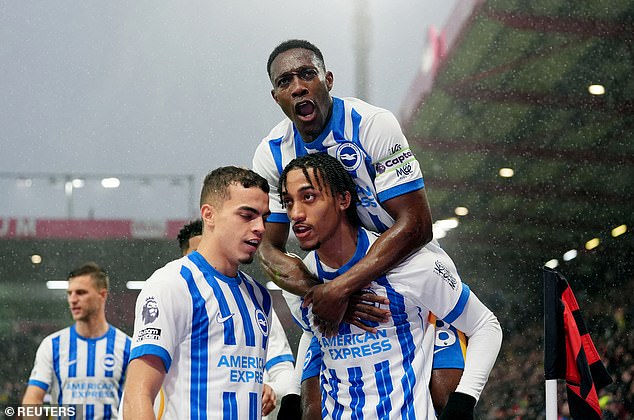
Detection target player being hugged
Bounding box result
[279,153,502,419]
[123,167,273,420]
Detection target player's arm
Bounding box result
[123,355,166,420]
[438,294,502,419]
[261,384,277,416]
[22,336,53,418]
[263,359,294,415]
[306,189,432,325]
[21,385,46,405]
[301,376,321,420]
[21,386,47,420]
[258,221,318,296]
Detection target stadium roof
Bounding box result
[401,0,633,302]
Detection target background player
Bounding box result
[279,153,502,418]
[123,167,273,419]
[176,219,295,418]
[252,38,466,410]
[22,262,131,420]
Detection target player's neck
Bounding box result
[196,243,239,278]
[75,314,109,338]
[316,224,358,269]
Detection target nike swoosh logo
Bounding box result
[433,347,451,355]
[216,312,235,323]
[68,359,77,366]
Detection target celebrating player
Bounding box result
[123,167,273,419]
[22,262,131,420]
[176,219,295,418]
[252,38,467,411]
[279,153,502,419]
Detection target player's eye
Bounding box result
[299,68,318,81]
[276,76,291,88]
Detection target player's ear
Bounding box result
[337,191,352,212]
[201,203,215,230]
[271,88,279,104]
[325,71,334,91]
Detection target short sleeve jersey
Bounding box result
[252,96,424,232]
[130,252,273,420]
[27,325,131,420]
[294,228,472,419]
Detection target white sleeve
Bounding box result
[289,330,313,395]
[252,139,287,223]
[130,268,190,372]
[361,111,424,202]
[281,289,311,332]
[264,309,295,398]
[390,248,468,323]
[450,292,503,402]
[27,335,54,391]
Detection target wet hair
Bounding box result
[200,166,269,208]
[68,262,109,291]
[177,219,203,254]
[279,153,360,226]
[267,39,326,78]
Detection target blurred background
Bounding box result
[1,0,632,418]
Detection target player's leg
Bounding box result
[428,313,467,413]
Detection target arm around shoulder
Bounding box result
[258,222,318,296]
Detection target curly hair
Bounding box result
[177,219,203,254]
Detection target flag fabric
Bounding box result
[544,267,613,419]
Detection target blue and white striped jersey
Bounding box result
[295,228,472,419]
[27,324,131,420]
[253,96,424,233]
[130,251,273,420]
[254,95,466,374]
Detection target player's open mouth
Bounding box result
[244,239,260,250]
[295,100,315,120]
[292,224,312,238]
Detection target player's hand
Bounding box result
[303,282,349,330]
[261,383,277,416]
[260,252,318,295]
[343,292,391,333]
[437,392,476,420]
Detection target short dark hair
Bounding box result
[267,39,326,78]
[279,153,360,226]
[68,262,109,291]
[200,166,270,208]
[177,219,203,254]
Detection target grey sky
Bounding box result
[1,0,457,219]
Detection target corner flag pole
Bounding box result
[544,268,560,420]
[545,380,558,420]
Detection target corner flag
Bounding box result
[543,267,612,419]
